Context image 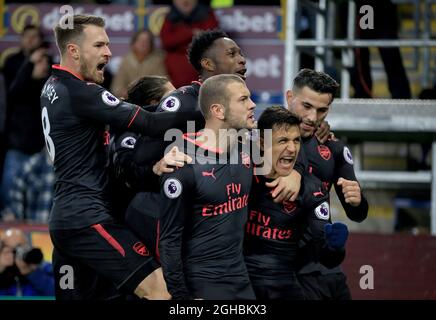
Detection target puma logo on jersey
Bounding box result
[313,189,325,197]
[202,168,216,180]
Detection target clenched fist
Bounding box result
[337,177,361,207]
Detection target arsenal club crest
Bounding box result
[318,145,331,161]
[133,242,150,256]
[283,200,297,214]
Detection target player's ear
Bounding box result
[210,103,225,120]
[285,90,294,106]
[201,57,215,73]
[67,43,80,61]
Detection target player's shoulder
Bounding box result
[178,82,200,96]
[162,163,193,179]
[302,176,331,221]
[41,75,69,102]
[71,81,121,105]
[301,173,327,199]
[324,135,346,153]
[325,137,354,165]
[158,83,199,112]
[70,80,105,96]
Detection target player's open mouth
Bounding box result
[97,63,106,72]
[236,68,247,79]
[279,156,295,165]
[247,113,255,121]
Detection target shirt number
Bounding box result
[41,107,55,162]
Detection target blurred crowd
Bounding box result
[0,0,220,224]
[0,228,54,297]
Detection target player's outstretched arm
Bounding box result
[159,166,195,300]
[72,84,203,138]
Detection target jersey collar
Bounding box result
[52,64,84,81]
[191,80,202,86]
[183,132,224,154]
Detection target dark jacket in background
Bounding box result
[0,262,55,297]
[3,51,49,155]
[160,3,218,88]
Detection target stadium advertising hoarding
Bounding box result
[0,4,285,103]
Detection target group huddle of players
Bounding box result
[42,15,368,300]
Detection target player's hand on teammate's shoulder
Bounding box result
[337,177,361,207]
[153,146,192,175]
[267,170,301,203]
[315,120,331,144]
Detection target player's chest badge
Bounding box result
[282,200,297,214]
[317,145,332,161]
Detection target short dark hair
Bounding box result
[257,106,301,138]
[292,69,339,104]
[199,74,245,120]
[126,76,171,106]
[54,15,105,55]
[187,29,228,72]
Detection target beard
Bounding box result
[224,116,247,130]
[223,110,249,130]
[79,60,104,84]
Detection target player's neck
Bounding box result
[199,125,239,154]
[302,133,314,142]
[59,58,83,79]
[199,71,215,82]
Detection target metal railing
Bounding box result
[283,0,436,98]
[327,98,436,235]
